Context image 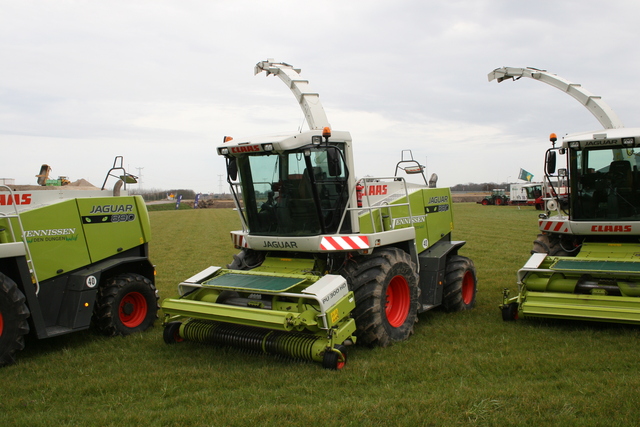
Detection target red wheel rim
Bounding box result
[461,271,475,305]
[385,275,410,327]
[119,292,148,328]
[0,311,3,337]
[336,355,346,370]
[482,199,488,205]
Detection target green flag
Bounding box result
[518,168,533,182]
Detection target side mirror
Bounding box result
[327,147,342,177]
[227,158,238,181]
[546,151,556,175]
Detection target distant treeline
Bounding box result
[130,188,197,201]
[450,182,509,192]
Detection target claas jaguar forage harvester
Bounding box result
[490,67,640,324]
[0,157,158,366]
[161,60,477,369]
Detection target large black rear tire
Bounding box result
[340,247,420,347]
[0,272,30,367]
[442,255,477,312]
[93,273,159,336]
[531,233,574,257]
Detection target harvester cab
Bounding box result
[161,60,477,369]
[490,67,640,324]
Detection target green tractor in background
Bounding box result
[480,189,509,206]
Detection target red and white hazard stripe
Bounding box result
[539,220,569,233]
[320,235,370,251]
[231,233,249,248]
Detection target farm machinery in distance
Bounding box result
[479,189,510,206]
[490,67,640,324]
[161,60,477,369]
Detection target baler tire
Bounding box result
[163,322,184,344]
[93,273,159,337]
[531,233,571,257]
[322,344,347,370]
[0,272,30,367]
[341,248,420,348]
[442,255,477,312]
[502,302,519,321]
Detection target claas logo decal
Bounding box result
[0,194,32,205]
[364,185,387,195]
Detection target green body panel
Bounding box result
[518,291,640,324]
[76,197,150,263]
[357,187,453,254]
[1,195,150,282]
[505,242,640,323]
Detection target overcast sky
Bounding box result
[3,0,640,193]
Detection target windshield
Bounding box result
[525,185,542,200]
[572,146,640,220]
[235,146,349,236]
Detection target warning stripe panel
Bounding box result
[539,220,569,233]
[320,236,370,251]
[231,233,249,248]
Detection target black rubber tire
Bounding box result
[340,247,420,347]
[163,321,184,344]
[322,344,347,370]
[93,273,159,336]
[531,233,572,257]
[442,255,477,312]
[0,272,30,367]
[502,302,519,321]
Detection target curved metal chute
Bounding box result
[488,66,624,129]
[255,59,330,130]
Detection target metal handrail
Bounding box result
[0,185,40,294]
[339,176,413,235]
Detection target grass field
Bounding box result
[3,203,640,426]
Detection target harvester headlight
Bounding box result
[220,148,230,155]
[623,137,635,147]
[312,135,322,145]
[263,143,274,151]
[569,141,580,149]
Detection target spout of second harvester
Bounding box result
[488,66,624,130]
[254,59,331,131]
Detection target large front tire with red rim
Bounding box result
[0,272,30,367]
[341,247,420,347]
[93,273,159,336]
[442,255,477,312]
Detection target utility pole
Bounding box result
[136,167,144,189]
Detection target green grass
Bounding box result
[3,204,640,426]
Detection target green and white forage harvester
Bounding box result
[161,60,477,369]
[490,67,640,324]
[0,157,158,366]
